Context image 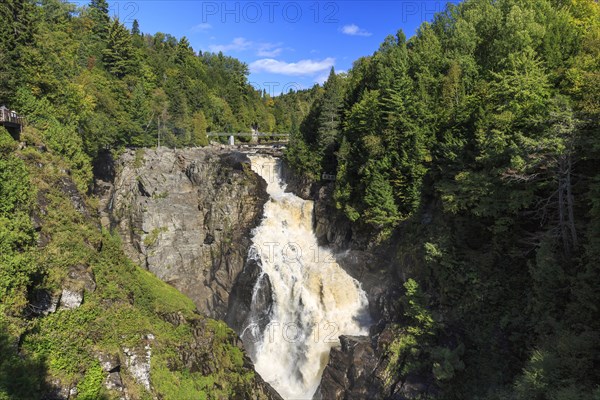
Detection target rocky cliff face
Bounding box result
[97,147,268,319]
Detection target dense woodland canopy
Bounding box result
[1,0,599,399]
[0,0,316,161]
[287,0,600,398]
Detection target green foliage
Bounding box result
[77,362,105,400]
[362,158,399,230]
[0,131,36,315]
[2,0,315,155]
[0,321,45,399]
[385,279,447,388]
[44,122,93,192]
[0,128,17,153]
[191,110,208,146]
[143,227,167,248]
[89,0,110,40]
[103,19,138,78]
[288,0,600,398]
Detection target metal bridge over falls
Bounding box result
[206,132,289,145]
[206,132,289,137]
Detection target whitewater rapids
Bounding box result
[242,155,370,399]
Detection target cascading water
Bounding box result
[242,155,370,400]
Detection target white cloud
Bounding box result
[209,38,284,57]
[190,23,212,32]
[250,57,335,76]
[257,43,283,57]
[209,37,253,53]
[340,24,372,37]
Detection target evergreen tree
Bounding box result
[316,67,344,173]
[102,19,137,78]
[132,18,140,36]
[0,0,36,104]
[89,0,110,40]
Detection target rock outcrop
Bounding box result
[315,327,436,400]
[123,334,154,392]
[314,335,383,400]
[225,256,274,356]
[99,147,268,319]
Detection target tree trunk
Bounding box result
[558,157,570,256]
[566,152,578,248]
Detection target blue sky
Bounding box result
[102,1,454,95]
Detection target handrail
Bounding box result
[206,132,289,137]
[0,107,25,125]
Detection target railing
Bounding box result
[206,132,289,137]
[0,108,25,126]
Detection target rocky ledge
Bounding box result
[96,147,268,319]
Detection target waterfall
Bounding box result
[243,155,370,400]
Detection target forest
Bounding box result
[286,0,600,398]
[0,0,316,161]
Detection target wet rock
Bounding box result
[315,327,438,400]
[280,160,314,200]
[226,256,273,356]
[314,335,383,400]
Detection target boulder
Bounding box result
[59,289,83,310]
[29,289,60,316]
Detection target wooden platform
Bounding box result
[0,106,24,140]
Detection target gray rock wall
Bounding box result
[100,147,268,319]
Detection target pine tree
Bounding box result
[102,19,137,78]
[363,157,400,229]
[316,67,344,173]
[191,111,208,146]
[90,0,110,40]
[0,0,35,104]
[175,37,195,65]
[132,19,140,36]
